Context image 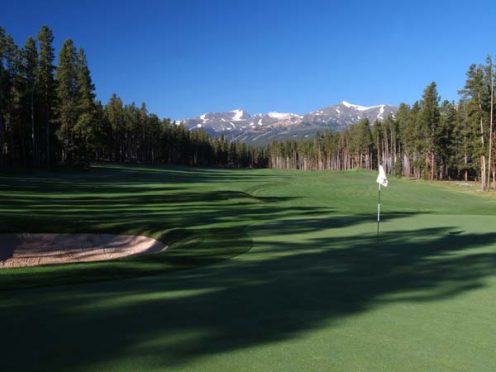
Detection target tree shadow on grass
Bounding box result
[0,211,414,290]
[0,162,331,292]
[0,162,287,192]
[2,219,496,370]
[0,164,297,240]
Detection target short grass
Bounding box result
[1,163,496,371]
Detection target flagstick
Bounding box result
[377,182,381,244]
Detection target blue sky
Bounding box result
[1,0,495,119]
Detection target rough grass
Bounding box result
[1,163,496,371]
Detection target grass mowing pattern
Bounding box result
[1,164,496,371]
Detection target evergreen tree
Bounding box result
[485,55,495,189]
[74,47,97,165]
[5,34,24,166]
[419,82,441,180]
[396,103,412,176]
[36,25,57,166]
[22,37,38,166]
[104,94,125,161]
[438,100,457,179]
[459,100,478,181]
[56,39,78,165]
[0,27,8,167]
[461,64,490,188]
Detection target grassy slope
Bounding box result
[1,164,496,371]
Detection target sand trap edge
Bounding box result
[0,233,168,268]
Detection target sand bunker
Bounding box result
[0,233,167,268]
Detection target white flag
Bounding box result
[376,165,388,187]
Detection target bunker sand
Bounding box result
[0,233,167,268]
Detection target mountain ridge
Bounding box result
[180,101,397,144]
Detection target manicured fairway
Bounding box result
[1,164,496,371]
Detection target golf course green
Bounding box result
[1,164,496,371]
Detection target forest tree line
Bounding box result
[268,59,496,190]
[2,25,496,190]
[0,25,267,169]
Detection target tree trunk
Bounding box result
[480,129,486,189]
[493,166,496,190]
[0,116,4,168]
[488,61,494,191]
[479,100,486,190]
[30,91,37,167]
[430,151,435,180]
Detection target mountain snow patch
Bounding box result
[267,112,294,120]
[377,105,385,120]
[341,101,370,111]
[231,109,244,121]
[341,101,383,111]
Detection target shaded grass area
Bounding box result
[1,164,496,370]
[0,164,299,289]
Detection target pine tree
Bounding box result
[0,27,7,167]
[486,55,495,189]
[396,103,412,176]
[461,64,490,189]
[74,47,97,165]
[419,82,441,180]
[105,94,125,161]
[438,100,457,179]
[22,37,39,166]
[5,34,25,166]
[56,39,78,165]
[452,101,475,181]
[36,25,56,166]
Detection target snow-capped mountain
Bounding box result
[181,110,302,135]
[302,101,396,131]
[185,110,252,132]
[180,101,396,144]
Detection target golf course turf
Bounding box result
[1,164,496,371]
